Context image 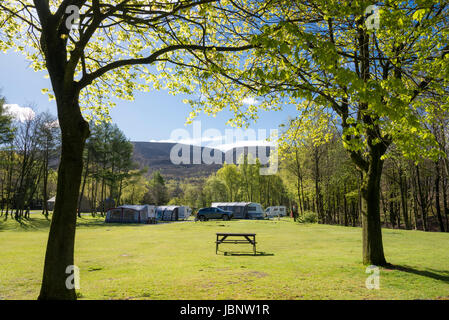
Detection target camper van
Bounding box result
[265,206,287,218]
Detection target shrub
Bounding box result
[299,211,318,224]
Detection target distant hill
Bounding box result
[132,142,272,179]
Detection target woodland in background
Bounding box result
[0,96,144,220]
[158,114,449,233]
[277,112,449,233]
[0,96,59,219]
[1,93,448,232]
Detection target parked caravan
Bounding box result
[105,205,156,224]
[155,206,192,221]
[265,206,287,218]
[211,202,265,219]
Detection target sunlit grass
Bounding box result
[0,213,448,300]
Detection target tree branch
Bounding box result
[77,43,253,89]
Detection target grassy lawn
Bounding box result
[1,214,449,300]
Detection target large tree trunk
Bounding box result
[38,96,90,300]
[34,4,91,299]
[360,146,388,266]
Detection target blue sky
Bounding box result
[0,51,297,150]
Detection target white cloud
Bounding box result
[4,104,35,122]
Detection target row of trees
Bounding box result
[0,99,60,220]
[5,99,446,231]
[279,112,449,233]
[77,122,139,216]
[75,118,449,235]
[164,156,288,210]
[0,98,140,220]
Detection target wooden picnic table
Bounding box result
[215,233,257,255]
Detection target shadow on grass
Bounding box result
[76,219,158,229]
[1,214,189,232]
[0,215,51,231]
[221,251,275,257]
[388,265,449,284]
[0,215,104,231]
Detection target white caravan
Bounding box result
[264,206,287,218]
[212,202,265,219]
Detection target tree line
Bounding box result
[0,97,59,220]
[77,121,141,216]
[0,97,144,220]
[278,112,449,232]
[156,155,289,211]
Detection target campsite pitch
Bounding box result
[0,215,449,300]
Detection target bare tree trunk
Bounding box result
[313,147,322,222]
[78,149,90,217]
[389,185,396,229]
[4,145,14,219]
[398,166,411,229]
[294,149,304,216]
[442,175,449,232]
[434,160,445,232]
[42,146,49,217]
[38,94,90,300]
[343,182,348,226]
[416,165,428,231]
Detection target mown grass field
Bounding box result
[1,214,449,300]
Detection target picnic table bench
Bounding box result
[216,233,257,255]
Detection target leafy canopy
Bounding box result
[183,1,449,162]
[0,0,259,122]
